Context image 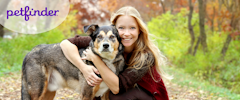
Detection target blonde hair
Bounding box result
[111,6,172,81]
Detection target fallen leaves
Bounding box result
[164,79,228,100]
[0,73,229,100]
[0,72,81,100]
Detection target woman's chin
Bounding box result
[123,43,135,49]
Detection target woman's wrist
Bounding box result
[78,61,87,72]
[91,54,100,62]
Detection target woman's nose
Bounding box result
[123,29,130,36]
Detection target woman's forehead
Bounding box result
[116,15,138,26]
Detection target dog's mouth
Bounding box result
[95,42,115,60]
[98,48,113,60]
[101,48,110,52]
[98,42,113,53]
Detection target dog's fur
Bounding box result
[21,25,125,100]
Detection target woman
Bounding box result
[60,6,171,100]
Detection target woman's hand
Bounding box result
[82,47,96,61]
[81,64,102,86]
[60,40,102,86]
[82,47,102,86]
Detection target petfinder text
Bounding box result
[7,6,59,21]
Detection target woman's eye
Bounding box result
[131,27,136,29]
[118,27,124,29]
[98,35,102,39]
[110,35,115,39]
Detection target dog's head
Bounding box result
[84,24,124,60]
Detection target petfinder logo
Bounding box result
[7,6,59,21]
[0,0,69,34]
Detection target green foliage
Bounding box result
[0,29,65,76]
[56,6,81,38]
[166,67,240,99]
[148,8,240,94]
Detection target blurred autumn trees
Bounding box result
[69,0,239,58]
[0,0,239,94]
[67,0,240,93]
[0,0,11,38]
[1,0,239,45]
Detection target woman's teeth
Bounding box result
[124,38,131,40]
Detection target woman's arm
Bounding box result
[60,40,85,71]
[60,39,102,86]
[83,48,120,94]
[83,49,154,94]
[91,55,120,94]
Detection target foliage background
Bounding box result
[148,9,240,94]
[0,0,239,99]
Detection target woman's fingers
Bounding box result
[92,66,100,74]
[87,76,102,86]
[82,49,92,61]
[88,73,102,83]
[82,57,102,86]
[87,80,95,86]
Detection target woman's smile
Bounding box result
[116,15,140,49]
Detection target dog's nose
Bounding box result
[103,43,109,48]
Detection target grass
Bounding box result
[0,29,65,76]
[165,66,240,100]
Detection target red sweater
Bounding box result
[68,35,169,100]
[137,66,169,100]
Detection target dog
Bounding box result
[21,24,125,100]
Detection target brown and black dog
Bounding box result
[21,25,125,100]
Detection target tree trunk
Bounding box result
[217,0,223,32]
[221,34,232,59]
[160,0,166,13]
[188,0,195,55]
[211,6,216,32]
[0,25,3,38]
[193,36,201,56]
[198,0,208,53]
[170,0,175,14]
[221,14,238,59]
[0,0,11,38]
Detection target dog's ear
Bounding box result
[111,24,118,34]
[111,25,124,55]
[118,43,124,54]
[111,25,121,42]
[84,24,99,36]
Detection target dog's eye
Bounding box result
[110,35,115,39]
[98,35,102,39]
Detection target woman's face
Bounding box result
[115,15,140,49]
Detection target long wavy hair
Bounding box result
[110,6,172,81]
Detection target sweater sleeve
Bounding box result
[118,52,155,93]
[67,35,92,49]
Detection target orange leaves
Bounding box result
[222,24,232,32]
[175,0,188,7]
[220,10,231,18]
[99,0,118,12]
[68,1,112,32]
[66,0,239,34]
[230,31,240,40]
[204,0,240,32]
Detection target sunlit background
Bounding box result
[0,0,240,99]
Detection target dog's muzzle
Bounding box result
[103,43,109,49]
[99,42,113,53]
